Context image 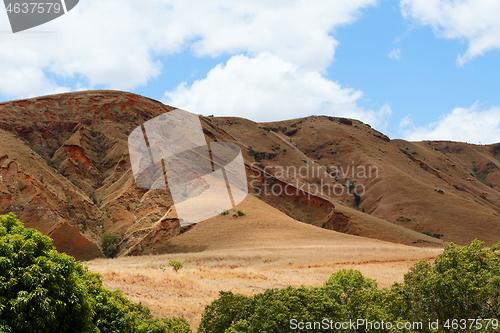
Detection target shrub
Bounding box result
[353,191,361,206]
[101,232,121,257]
[232,210,246,218]
[248,146,256,158]
[0,213,191,333]
[477,173,488,185]
[169,260,183,272]
[89,192,98,205]
[421,231,443,239]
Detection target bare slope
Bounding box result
[0,90,498,260]
[211,115,500,246]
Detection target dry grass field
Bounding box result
[86,241,441,330]
[86,195,443,330]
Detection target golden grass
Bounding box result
[86,245,441,330]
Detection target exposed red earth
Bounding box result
[0,90,499,260]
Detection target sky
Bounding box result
[0,0,499,144]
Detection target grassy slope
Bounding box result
[86,196,442,329]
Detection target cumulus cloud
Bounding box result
[399,103,500,144]
[0,0,377,99]
[388,48,401,60]
[400,0,500,65]
[164,53,392,127]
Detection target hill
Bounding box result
[0,90,498,259]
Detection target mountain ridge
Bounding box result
[0,90,498,260]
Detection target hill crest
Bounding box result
[0,90,498,259]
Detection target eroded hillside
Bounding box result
[0,90,498,259]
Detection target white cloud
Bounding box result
[400,0,500,66]
[0,0,377,99]
[399,103,500,144]
[164,53,392,128]
[388,48,401,60]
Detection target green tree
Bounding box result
[198,291,249,333]
[101,232,121,258]
[0,213,96,332]
[0,213,191,333]
[403,240,500,332]
[200,269,398,333]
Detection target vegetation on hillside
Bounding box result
[0,213,191,333]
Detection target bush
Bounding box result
[169,260,183,272]
[248,146,257,158]
[353,191,361,206]
[101,232,121,257]
[0,213,192,333]
[421,231,443,239]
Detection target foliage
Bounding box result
[232,210,246,218]
[403,240,500,331]
[101,232,121,258]
[0,213,95,332]
[0,213,191,333]
[169,260,183,272]
[353,191,361,206]
[200,240,500,333]
[476,173,488,185]
[90,192,98,205]
[199,269,405,333]
[248,146,257,158]
[421,231,443,239]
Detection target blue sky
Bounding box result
[0,0,499,143]
[331,0,500,140]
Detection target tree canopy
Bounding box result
[0,213,191,333]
